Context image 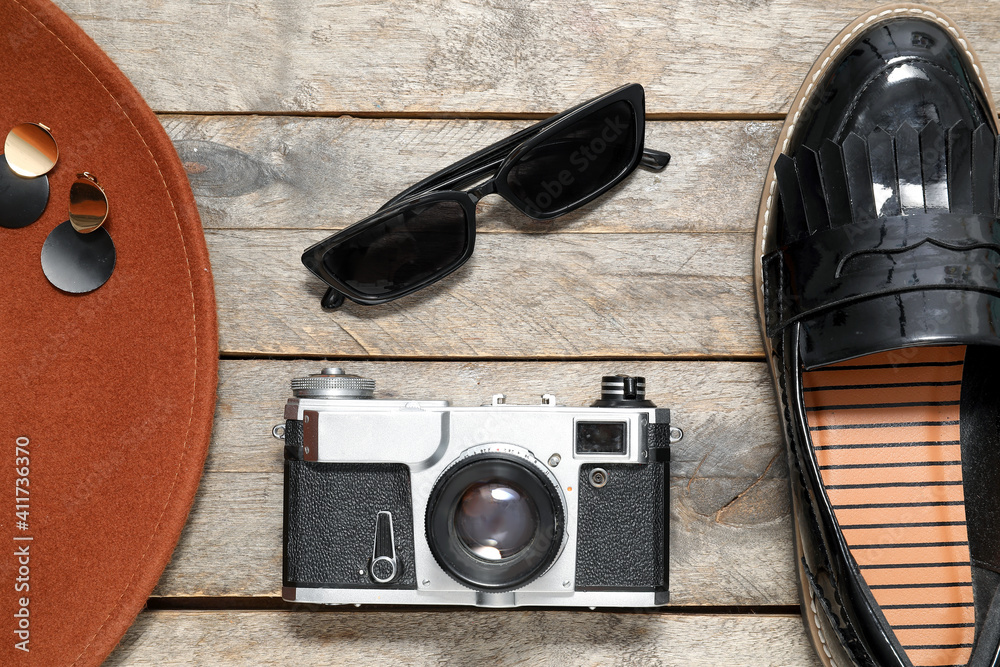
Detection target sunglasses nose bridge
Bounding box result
[468,178,498,204]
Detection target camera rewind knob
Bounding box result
[591,375,656,408]
[291,367,375,399]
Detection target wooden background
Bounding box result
[49,1,997,664]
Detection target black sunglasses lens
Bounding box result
[505,99,637,216]
[323,199,469,298]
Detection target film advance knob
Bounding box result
[290,367,375,399]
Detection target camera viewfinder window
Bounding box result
[575,421,627,454]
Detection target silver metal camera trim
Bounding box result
[286,585,660,608]
[283,394,662,608]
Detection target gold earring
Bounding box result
[69,172,109,233]
[41,173,116,294]
[0,123,57,229]
[4,123,58,178]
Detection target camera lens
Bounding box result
[426,453,564,592]
[454,480,539,561]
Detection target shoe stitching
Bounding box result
[778,339,882,667]
[804,561,842,666]
[779,349,845,666]
[761,253,780,335]
[836,57,981,138]
[761,9,987,665]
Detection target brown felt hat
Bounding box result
[0,0,217,664]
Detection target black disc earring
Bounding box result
[0,123,57,229]
[41,173,116,294]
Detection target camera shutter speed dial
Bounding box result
[369,511,399,584]
[291,367,375,399]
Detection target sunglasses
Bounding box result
[302,83,670,309]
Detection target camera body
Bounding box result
[280,368,672,608]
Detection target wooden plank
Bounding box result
[208,230,759,358]
[108,611,821,666]
[154,360,797,606]
[58,0,1000,116]
[163,115,779,234]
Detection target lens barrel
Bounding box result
[425,452,564,592]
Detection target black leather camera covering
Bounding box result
[574,420,670,595]
[575,454,668,595]
[283,460,417,589]
[283,418,304,460]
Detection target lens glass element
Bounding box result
[323,199,468,297]
[505,100,637,216]
[426,454,563,591]
[454,480,539,561]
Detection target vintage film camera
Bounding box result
[278,368,677,607]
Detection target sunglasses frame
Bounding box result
[302,83,670,308]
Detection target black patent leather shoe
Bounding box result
[755,5,1000,666]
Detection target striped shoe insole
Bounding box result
[803,345,973,667]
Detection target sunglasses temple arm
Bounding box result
[383,143,671,211]
[380,107,669,208]
[321,287,347,310]
[379,115,566,210]
[641,148,671,171]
